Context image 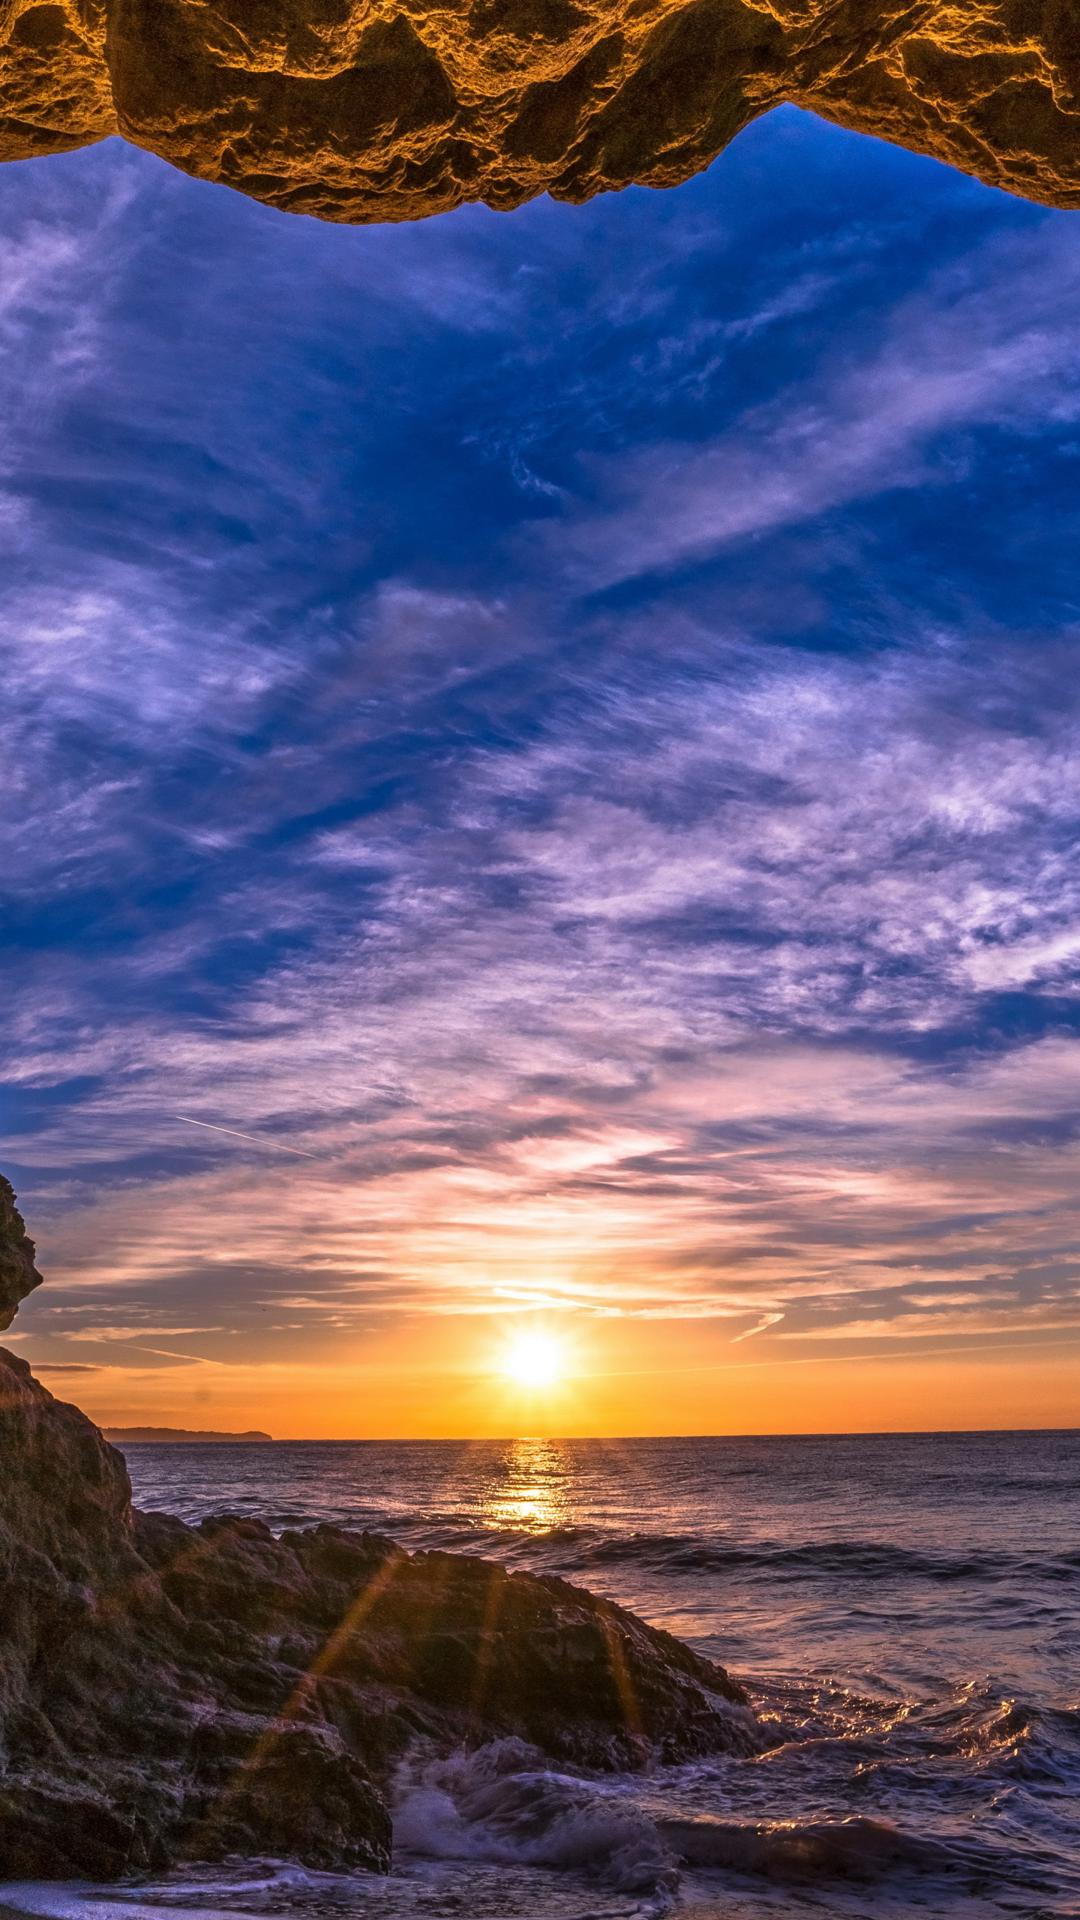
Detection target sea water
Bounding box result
[4,1430,1077,1918]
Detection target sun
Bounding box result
[499,1328,566,1390]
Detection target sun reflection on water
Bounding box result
[480,1437,571,1534]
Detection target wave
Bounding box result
[393,1740,680,1912]
[391,1737,1055,1909]
[658,1812,961,1881]
[136,1479,1080,1594]
[744,1674,1080,1828]
[574,1535,1080,1585]
[374,1516,1080,1587]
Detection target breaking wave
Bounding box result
[394,1740,681,1909]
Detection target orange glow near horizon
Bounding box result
[23,1306,1080,1441]
[15,1053,1080,1445]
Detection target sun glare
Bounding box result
[499,1328,565,1391]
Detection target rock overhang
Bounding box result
[1,0,1077,222]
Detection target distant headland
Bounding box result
[102,1426,273,1443]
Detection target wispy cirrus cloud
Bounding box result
[538,223,1080,591]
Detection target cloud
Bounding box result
[2,115,1079,1381]
[535,223,1080,590]
[32,1362,102,1375]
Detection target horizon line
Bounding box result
[106,1423,1080,1443]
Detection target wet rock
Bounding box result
[178,1715,393,1869]
[0,1,1077,220]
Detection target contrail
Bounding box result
[731,1311,785,1344]
[173,1116,319,1159]
[123,1341,231,1368]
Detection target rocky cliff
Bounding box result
[0,0,1077,221]
[0,1182,42,1332]
[0,1178,759,1877]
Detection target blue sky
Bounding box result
[2,107,1079,1431]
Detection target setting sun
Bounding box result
[499,1329,566,1390]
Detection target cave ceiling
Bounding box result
[1,0,1077,222]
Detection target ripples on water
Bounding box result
[5,1431,1077,1919]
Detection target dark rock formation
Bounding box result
[0,1179,42,1331]
[1,1,1078,221]
[0,1183,758,1878]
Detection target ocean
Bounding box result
[4,1430,1077,1919]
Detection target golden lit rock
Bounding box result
[0,0,112,161]
[1,1,1077,218]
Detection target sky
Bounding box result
[1,108,1079,1438]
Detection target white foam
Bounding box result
[0,1889,241,1920]
[0,1865,361,1920]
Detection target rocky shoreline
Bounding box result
[0,1180,759,1879]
